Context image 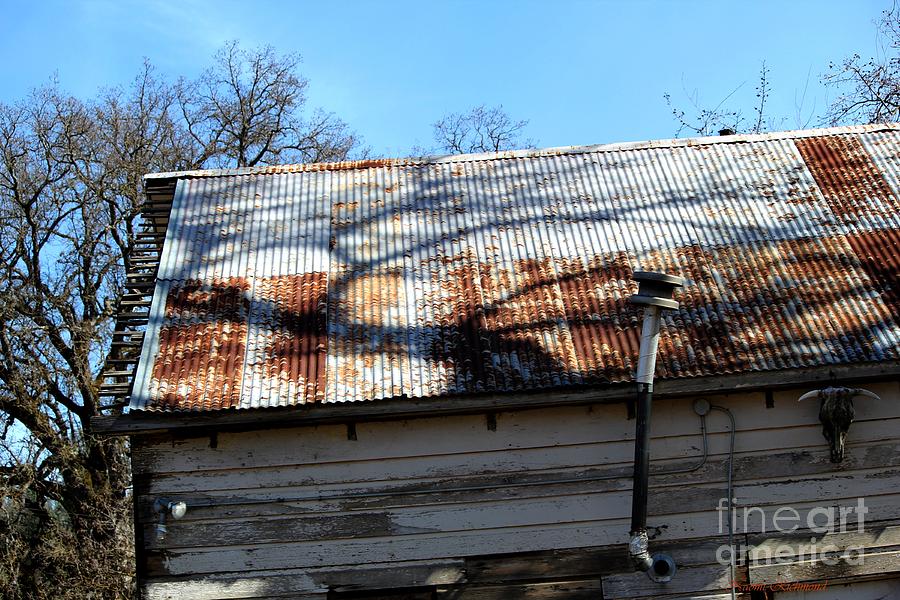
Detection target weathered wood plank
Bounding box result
[146,493,631,551]
[144,576,328,600]
[145,560,464,600]
[137,438,900,517]
[144,492,900,578]
[435,579,603,600]
[749,548,900,586]
[145,539,738,599]
[463,548,615,583]
[130,384,899,476]
[748,520,900,560]
[463,535,735,584]
[144,523,632,578]
[775,579,900,600]
[336,592,434,600]
[139,516,900,597]
[603,563,745,599]
[747,520,900,586]
[140,440,650,492]
[131,402,661,474]
[659,594,751,600]
[326,560,465,592]
[142,468,900,551]
[139,462,900,540]
[132,381,900,596]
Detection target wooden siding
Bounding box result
[133,381,900,599]
[778,579,900,599]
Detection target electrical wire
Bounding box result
[653,414,708,475]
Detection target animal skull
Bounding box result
[798,387,881,463]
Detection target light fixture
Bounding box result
[153,498,188,543]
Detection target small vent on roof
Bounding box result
[718,128,736,136]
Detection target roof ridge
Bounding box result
[144,123,900,181]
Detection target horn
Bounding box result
[852,388,882,401]
[798,390,820,402]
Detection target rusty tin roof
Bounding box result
[130,124,900,411]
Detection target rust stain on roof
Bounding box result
[149,279,250,411]
[300,158,397,173]
[242,274,329,407]
[846,228,900,317]
[795,135,900,222]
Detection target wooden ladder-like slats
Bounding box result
[97,183,173,410]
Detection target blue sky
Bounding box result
[0,0,890,157]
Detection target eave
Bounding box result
[92,360,900,436]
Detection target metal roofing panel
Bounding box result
[129,125,900,411]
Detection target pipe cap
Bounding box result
[629,271,685,310]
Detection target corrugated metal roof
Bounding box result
[130,124,900,411]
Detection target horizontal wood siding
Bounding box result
[777,579,900,599]
[134,381,900,599]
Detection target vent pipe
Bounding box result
[627,271,684,574]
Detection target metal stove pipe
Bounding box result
[627,271,684,573]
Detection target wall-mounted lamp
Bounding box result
[153,498,188,543]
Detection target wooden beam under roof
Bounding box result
[93,361,900,436]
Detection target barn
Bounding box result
[96,123,900,600]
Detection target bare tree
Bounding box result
[0,43,363,599]
[0,83,138,600]
[669,5,900,134]
[824,4,900,125]
[664,62,781,137]
[428,104,534,154]
[177,41,362,168]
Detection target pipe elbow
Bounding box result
[629,531,653,571]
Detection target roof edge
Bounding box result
[143,122,900,181]
[93,361,900,436]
